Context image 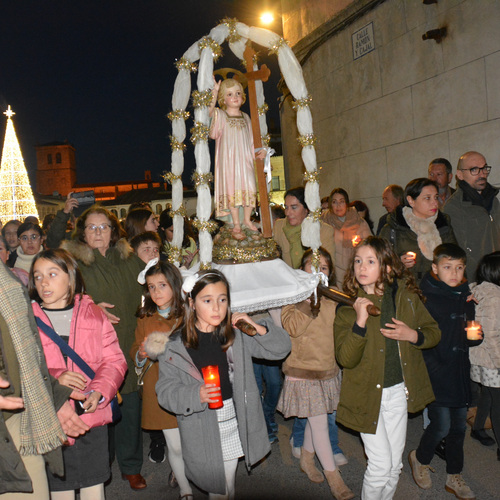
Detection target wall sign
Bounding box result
[352,22,375,60]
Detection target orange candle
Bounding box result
[352,235,361,247]
[466,321,481,341]
[201,365,223,409]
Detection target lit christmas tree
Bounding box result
[0,105,39,223]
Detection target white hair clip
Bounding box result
[137,257,159,285]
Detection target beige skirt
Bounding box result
[277,374,341,418]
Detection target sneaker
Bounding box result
[408,450,432,489]
[445,474,476,499]
[148,441,166,463]
[334,452,348,466]
[290,436,301,459]
[470,429,495,446]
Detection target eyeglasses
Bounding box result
[19,234,41,242]
[85,223,112,232]
[459,165,492,176]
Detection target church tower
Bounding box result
[36,141,76,196]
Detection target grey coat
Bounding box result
[155,318,291,495]
[443,185,500,280]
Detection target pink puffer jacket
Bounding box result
[32,294,127,429]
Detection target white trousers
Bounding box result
[208,458,238,500]
[360,382,407,500]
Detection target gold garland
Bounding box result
[310,249,321,272]
[298,133,317,148]
[169,136,186,152]
[192,172,213,189]
[192,218,219,233]
[167,109,190,121]
[308,208,323,222]
[303,170,319,183]
[169,206,187,218]
[191,89,213,109]
[292,94,313,110]
[268,37,289,55]
[167,246,181,265]
[198,36,222,62]
[261,133,270,147]
[163,171,182,184]
[200,261,212,270]
[258,103,269,116]
[221,17,241,43]
[190,122,210,144]
[175,58,197,73]
[212,238,280,264]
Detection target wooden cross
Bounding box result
[237,44,272,238]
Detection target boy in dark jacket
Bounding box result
[409,243,480,500]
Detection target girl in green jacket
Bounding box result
[335,236,440,499]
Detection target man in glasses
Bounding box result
[443,151,500,280]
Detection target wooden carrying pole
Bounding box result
[243,45,272,237]
[311,284,381,317]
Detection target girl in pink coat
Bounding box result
[29,248,127,500]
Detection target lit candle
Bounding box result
[201,365,223,409]
[407,251,416,260]
[352,235,361,247]
[466,320,482,341]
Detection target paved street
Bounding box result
[105,411,499,499]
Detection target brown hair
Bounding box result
[217,78,246,109]
[29,248,85,305]
[137,261,184,319]
[182,270,234,350]
[343,236,422,299]
[300,247,335,285]
[73,206,125,247]
[130,231,161,253]
[125,208,155,241]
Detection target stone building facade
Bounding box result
[280,0,500,221]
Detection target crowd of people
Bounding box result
[0,149,499,500]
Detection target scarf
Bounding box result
[402,207,442,260]
[458,179,499,213]
[380,282,403,388]
[14,246,41,274]
[0,263,66,455]
[282,221,304,269]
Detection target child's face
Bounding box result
[144,213,159,232]
[432,257,465,287]
[190,281,228,332]
[33,258,70,309]
[0,241,9,264]
[4,224,19,249]
[354,245,382,294]
[303,255,330,277]
[223,85,243,111]
[146,274,174,311]
[136,240,160,264]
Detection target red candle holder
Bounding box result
[201,365,223,409]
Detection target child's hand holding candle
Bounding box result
[352,235,361,247]
[466,320,482,341]
[401,251,417,269]
[201,365,223,409]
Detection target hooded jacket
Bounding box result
[153,317,291,495]
[334,280,440,434]
[32,294,127,429]
[61,238,144,393]
[380,206,456,284]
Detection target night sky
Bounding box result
[0,1,282,188]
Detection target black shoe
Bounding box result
[470,429,496,446]
[497,448,500,461]
[148,441,166,463]
[434,438,446,460]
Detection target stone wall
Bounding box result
[280,0,500,222]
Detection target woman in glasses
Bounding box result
[61,207,148,491]
[6,221,44,273]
